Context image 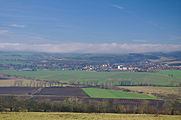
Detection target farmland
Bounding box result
[0,87,157,99]
[158,70,181,77]
[119,86,181,97]
[0,52,180,115]
[0,87,39,95]
[0,75,42,87]
[36,87,89,97]
[0,79,35,87]
[0,70,180,86]
[0,87,88,97]
[82,88,156,99]
[0,112,181,120]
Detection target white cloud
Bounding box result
[0,30,9,34]
[9,24,25,28]
[0,42,180,53]
[112,4,124,10]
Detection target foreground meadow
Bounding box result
[0,112,181,120]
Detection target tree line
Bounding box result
[0,96,180,115]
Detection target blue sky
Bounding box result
[0,0,181,53]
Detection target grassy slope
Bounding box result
[0,70,180,86]
[119,86,181,97]
[0,112,181,120]
[82,88,156,99]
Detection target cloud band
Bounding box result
[0,43,181,53]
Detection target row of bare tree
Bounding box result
[0,96,180,114]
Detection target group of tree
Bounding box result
[0,96,181,115]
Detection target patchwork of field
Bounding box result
[119,86,181,97]
[36,87,89,97]
[0,70,180,86]
[0,112,181,120]
[82,88,157,99]
[0,87,158,100]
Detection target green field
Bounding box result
[0,70,180,86]
[158,70,181,78]
[82,88,156,99]
[0,112,180,120]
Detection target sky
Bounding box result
[0,0,181,53]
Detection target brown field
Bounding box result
[0,87,39,95]
[35,87,89,97]
[119,86,181,97]
[0,87,89,97]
